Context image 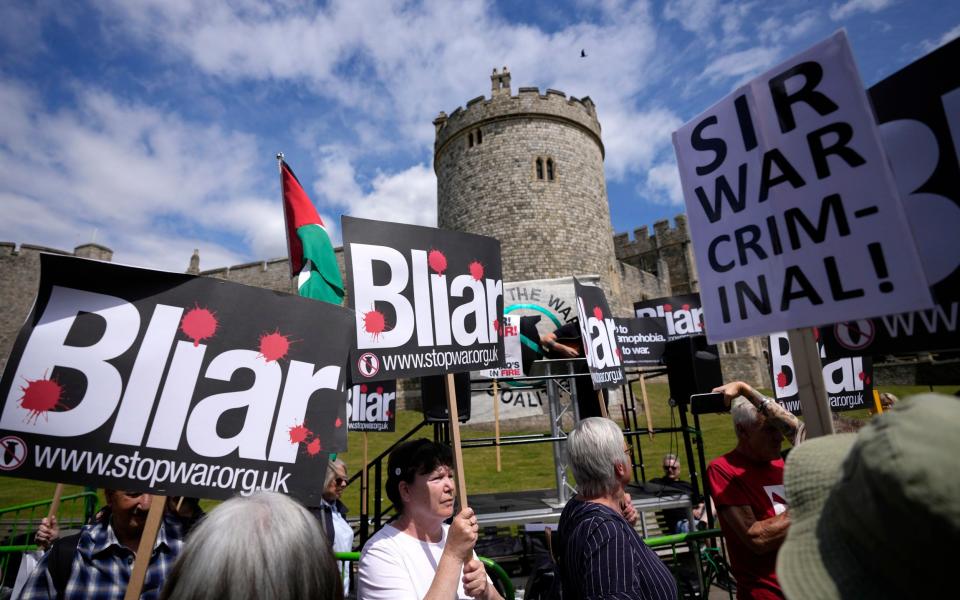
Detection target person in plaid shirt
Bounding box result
[20,490,184,600]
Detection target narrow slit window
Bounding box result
[546,158,554,180]
[536,158,544,180]
[469,132,474,147]
[476,129,483,144]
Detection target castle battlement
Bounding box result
[614,214,690,255]
[433,67,602,164]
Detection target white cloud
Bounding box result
[702,46,780,85]
[641,161,685,206]
[0,78,279,271]
[920,23,960,53]
[829,0,894,21]
[663,0,720,35]
[603,108,683,180]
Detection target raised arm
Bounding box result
[714,381,803,446]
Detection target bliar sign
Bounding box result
[342,216,504,382]
[0,255,352,503]
[672,31,932,343]
[574,278,624,389]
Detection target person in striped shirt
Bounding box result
[555,417,678,599]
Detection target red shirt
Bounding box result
[707,449,787,600]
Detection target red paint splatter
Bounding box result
[468,261,484,281]
[334,417,343,428]
[360,384,368,393]
[663,304,672,312]
[865,375,871,385]
[615,347,622,360]
[376,386,383,394]
[181,305,218,346]
[427,249,447,274]
[19,376,65,424]
[306,438,322,456]
[258,329,291,362]
[858,371,865,381]
[592,306,604,320]
[681,304,690,311]
[776,371,788,388]
[386,409,393,418]
[813,327,820,341]
[363,309,387,339]
[288,423,312,444]
[492,319,500,333]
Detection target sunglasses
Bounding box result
[335,477,348,486]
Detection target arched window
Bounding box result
[535,158,544,180]
[468,132,474,147]
[476,129,482,144]
[546,158,555,181]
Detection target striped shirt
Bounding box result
[556,497,677,600]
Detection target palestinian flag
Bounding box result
[279,157,344,305]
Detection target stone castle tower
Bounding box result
[434,67,630,309]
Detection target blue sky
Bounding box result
[1,0,957,272]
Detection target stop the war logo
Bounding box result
[0,254,353,503]
[673,31,932,343]
[573,278,624,389]
[342,216,504,381]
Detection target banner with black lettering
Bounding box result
[346,381,396,432]
[0,254,353,502]
[673,30,932,344]
[633,294,705,341]
[767,331,872,413]
[613,317,667,365]
[820,37,960,357]
[342,216,504,382]
[574,278,624,389]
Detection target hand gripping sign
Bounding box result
[0,254,353,504]
[672,31,933,344]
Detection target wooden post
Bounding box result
[493,379,502,473]
[787,328,834,438]
[124,495,166,600]
[445,373,468,507]
[873,389,884,414]
[46,484,64,520]
[597,390,608,418]
[361,433,369,515]
[640,374,654,441]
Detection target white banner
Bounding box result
[673,31,932,343]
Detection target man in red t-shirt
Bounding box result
[707,381,802,600]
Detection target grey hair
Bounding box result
[567,417,627,498]
[663,453,678,465]
[731,396,759,436]
[324,458,347,489]
[160,492,342,600]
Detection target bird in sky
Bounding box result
[580,49,587,58]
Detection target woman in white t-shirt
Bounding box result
[357,439,502,600]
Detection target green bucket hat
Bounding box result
[777,394,960,600]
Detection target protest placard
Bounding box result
[672,30,932,344]
[342,216,504,382]
[479,314,523,379]
[613,317,667,365]
[633,293,705,341]
[574,278,624,389]
[0,254,353,503]
[768,331,873,413]
[820,37,960,357]
[347,381,396,432]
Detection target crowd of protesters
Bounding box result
[8,383,956,600]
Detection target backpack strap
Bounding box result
[47,533,81,597]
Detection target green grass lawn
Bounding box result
[1,383,953,517]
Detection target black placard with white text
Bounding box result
[633,294,705,341]
[0,254,353,503]
[673,31,932,344]
[574,278,624,389]
[342,216,504,382]
[347,381,396,432]
[820,38,960,357]
[767,331,873,413]
[613,317,667,365]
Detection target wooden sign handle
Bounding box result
[787,328,834,438]
[640,375,654,441]
[493,379,501,473]
[361,432,369,514]
[124,495,166,600]
[46,483,64,520]
[597,390,608,419]
[445,373,468,507]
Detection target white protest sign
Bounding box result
[672,30,932,344]
[479,314,523,379]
